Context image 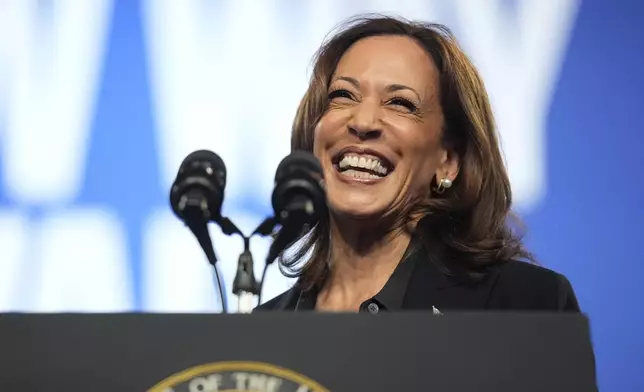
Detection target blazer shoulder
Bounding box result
[253,288,297,312]
[489,260,580,311]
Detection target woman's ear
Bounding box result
[435,148,460,183]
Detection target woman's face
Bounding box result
[313,35,456,221]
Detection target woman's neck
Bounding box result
[316,216,413,311]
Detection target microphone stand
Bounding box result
[249,217,279,307]
[205,214,273,313]
[231,186,321,310]
[232,234,260,313]
[209,216,248,313]
[191,211,264,314]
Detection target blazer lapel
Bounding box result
[401,235,493,311]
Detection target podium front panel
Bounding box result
[0,312,596,391]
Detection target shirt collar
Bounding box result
[294,235,422,312]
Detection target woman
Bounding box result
[257,15,579,313]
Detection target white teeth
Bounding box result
[341,169,382,180]
[337,154,390,176]
[375,162,385,175]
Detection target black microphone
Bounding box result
[169,149,228,312]
[265,150,327,265]
[170,150,226,226]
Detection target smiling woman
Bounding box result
[256,15,580,313]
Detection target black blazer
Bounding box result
[256,234,580,313]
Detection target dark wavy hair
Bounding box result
[280,15,534,289]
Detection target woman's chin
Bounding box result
[328,202,391,222]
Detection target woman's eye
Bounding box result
[388,97,418,113]
[328,89,353,100]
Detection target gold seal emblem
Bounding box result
[149,361,330,392]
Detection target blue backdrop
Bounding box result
[0,1,642,390]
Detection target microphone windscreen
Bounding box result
[275,150,322,183]
[180,150,225,173]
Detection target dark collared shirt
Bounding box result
[256,226,581,313]
[292,239,421,313]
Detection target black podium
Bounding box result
[0,312,596,391]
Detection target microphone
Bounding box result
[169,149,228,312]
[265,150,327,266]
[170,150,226,227]
[250,150,326,306]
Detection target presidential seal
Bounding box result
[149,361,330,392]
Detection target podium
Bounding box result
[0,312,596,391]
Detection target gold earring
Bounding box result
[435,177,453,194]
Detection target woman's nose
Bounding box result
[347,101,383,140]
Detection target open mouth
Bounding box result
[332,149,394,180]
